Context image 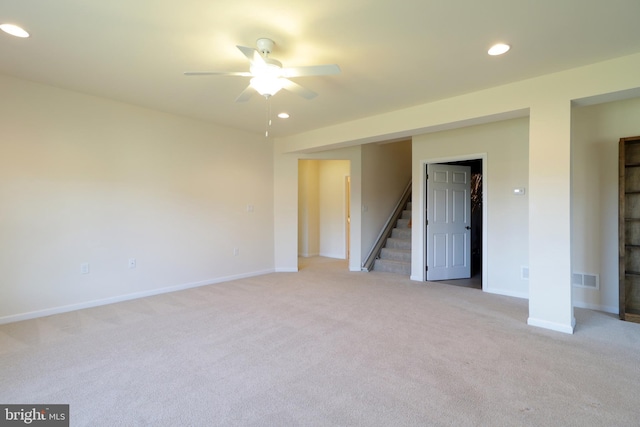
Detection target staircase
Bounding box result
[373,202,411,275]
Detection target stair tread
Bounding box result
[387,237,411,243]
[376,259,411,265]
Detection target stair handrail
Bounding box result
[361,180,412,272]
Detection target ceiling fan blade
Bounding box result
[184,71,252,77]
[280,79,318,100]
[236,45,265,65]
[282,64,341,78]
[235,85,255,102]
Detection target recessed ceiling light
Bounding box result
[488,43,510,56]
[0,24,30,38]
[277,112,290,119]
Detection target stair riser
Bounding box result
[396,219,411,229]
[391,228,411,239]
[374,259,411,275]
[380,248,411,262]
[386,238,411,250]
[401,210,411,219]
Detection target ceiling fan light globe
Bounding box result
[250,76,284,97]
[250,60,282,79]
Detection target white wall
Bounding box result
[413,118,530,298]
[571,97,640,313]
[361,140,412,261]
[0,74,274,323]
[318,161,351,258]
[298,160,320,257]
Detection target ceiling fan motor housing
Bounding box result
[256,38,275,55]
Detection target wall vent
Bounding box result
[521,268,598,289]
[572,273,583,286]
[572,272,600,290]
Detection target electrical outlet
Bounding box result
[233,248,239,256]
[128,258,136,268]
[81,263,90,274]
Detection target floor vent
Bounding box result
[572,272,599,289]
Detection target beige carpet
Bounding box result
[1,257,639,426]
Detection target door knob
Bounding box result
[465,226,471,230]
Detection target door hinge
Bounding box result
[425,266,429,271]
[426,174,429,180]
[425,220,428,225]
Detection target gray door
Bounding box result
[426,163,471,280]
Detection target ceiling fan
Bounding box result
[184,38,341,102]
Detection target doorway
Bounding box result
[425,158,483,289]
[298,159,351,266]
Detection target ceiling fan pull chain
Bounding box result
[264,96,272,139]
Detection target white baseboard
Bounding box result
[298,252,319,258]
[319,252,345,259]
[484,287,528,299]
[527,316,575,334]
[275,267,298,272]
[572,300,618,314]
[0,268,275,325]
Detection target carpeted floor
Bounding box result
[1,257,639,426]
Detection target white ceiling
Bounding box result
[2,0,640,137]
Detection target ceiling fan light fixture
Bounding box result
[184,38,340,104]
[250,76,284,97]
[250,60,283,78]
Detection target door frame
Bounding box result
[345,175,351,260]
[415,153,488,289]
